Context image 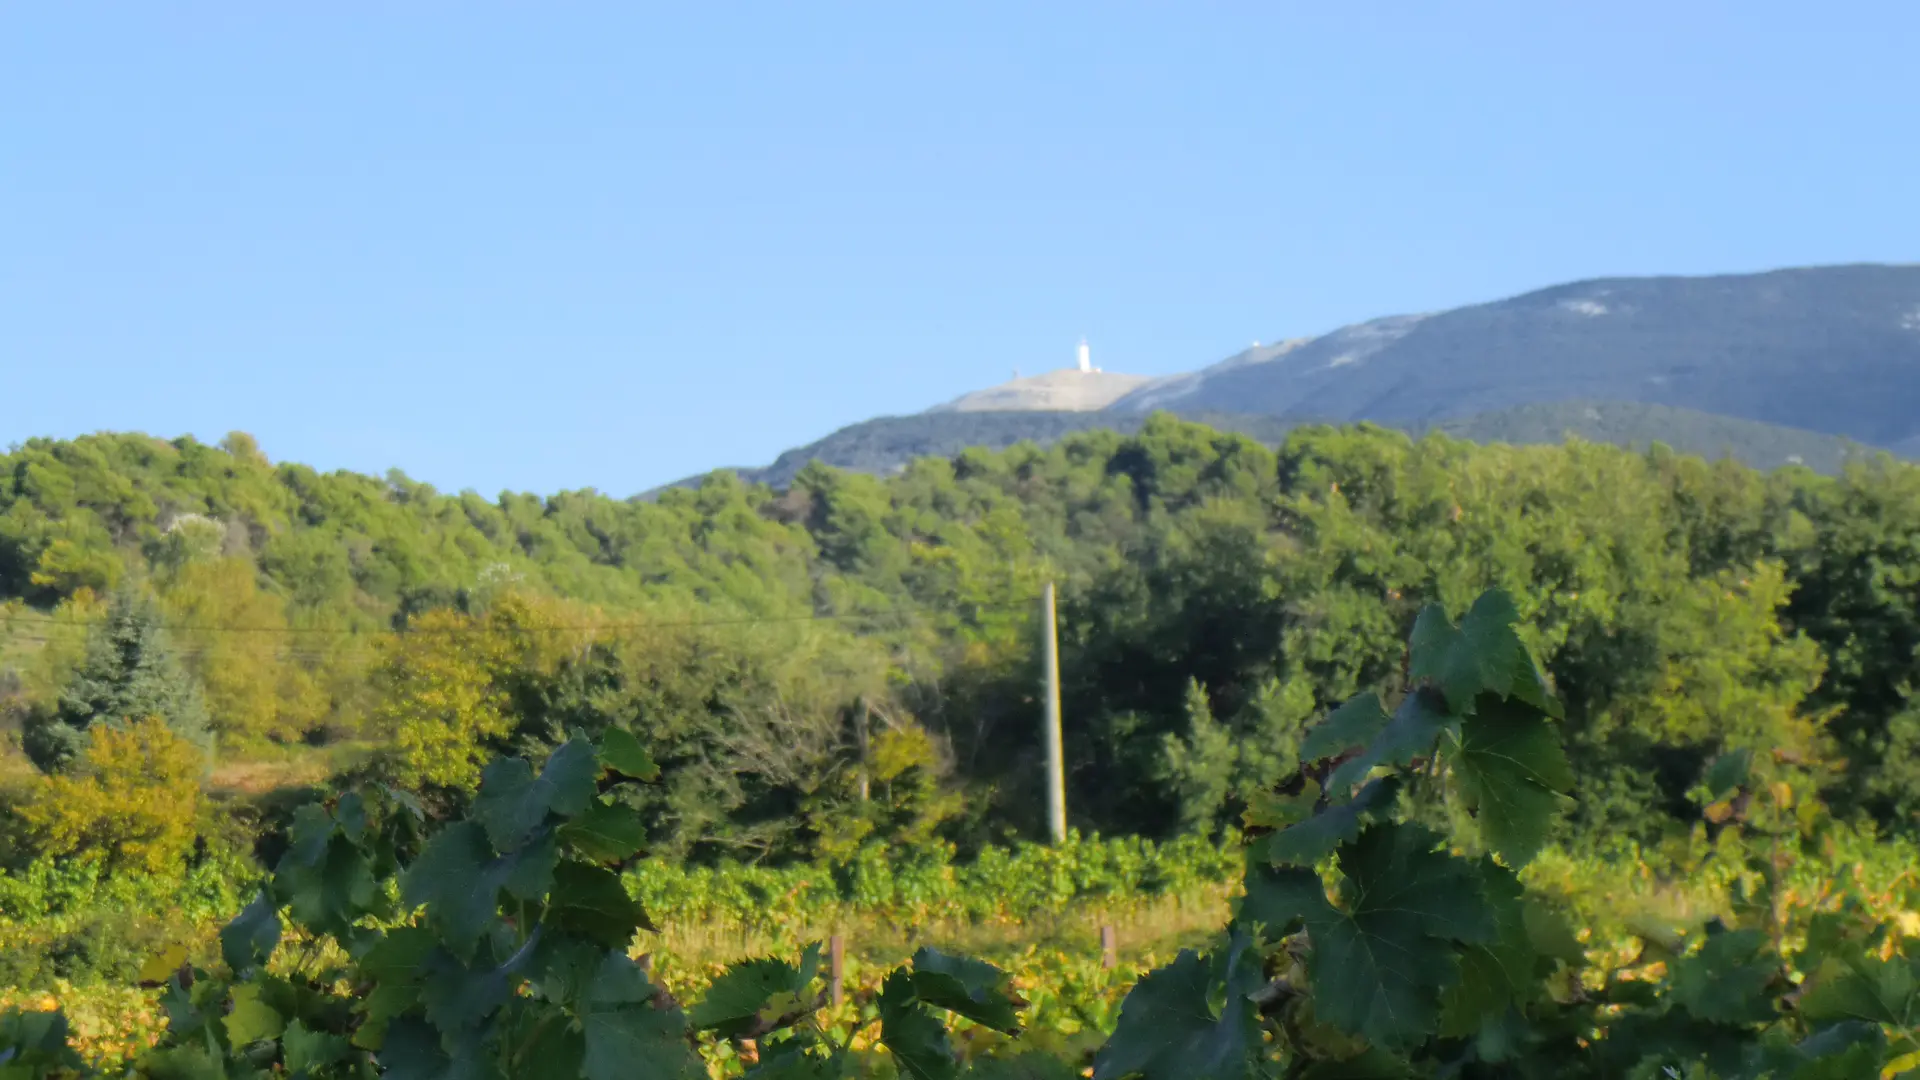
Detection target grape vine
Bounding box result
[1094,590,1918,1078]
[7,590,1920,1078]
[1,725,1028,1080]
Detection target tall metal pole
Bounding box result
[1042,581,1067,844]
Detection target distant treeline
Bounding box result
[2,417,1917,861]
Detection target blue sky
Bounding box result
[5,3,1916,496]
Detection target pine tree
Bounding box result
[23,588,212,771]
[1156,678,1238,836]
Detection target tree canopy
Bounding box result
[2,418,1917,857]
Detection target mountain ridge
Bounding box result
[648,399,1876,497]
[670,263,1919,492]
[1109,262,1920,445]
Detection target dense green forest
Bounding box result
[4,416,1918,861]
[6,416,1920,1076]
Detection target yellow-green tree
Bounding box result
[369,608,515,792]
[15,716,204,874]
[368,592,580,793]
[163,557,287,745]
[6,587,106,703]
[809,719,962,860]
[161,556,332,748]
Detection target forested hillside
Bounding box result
[9,418,1920,1076]
[4,418,1919,858]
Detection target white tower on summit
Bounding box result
[1076,337,1092,374]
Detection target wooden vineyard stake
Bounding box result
[829,934,846,1005]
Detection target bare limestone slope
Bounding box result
[929,368,1156,413]
[1106,263,1920,451]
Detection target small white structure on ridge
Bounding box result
[1077,337,1093,374]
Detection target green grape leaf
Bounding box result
[878,970,957,1080]
[400,821,509,960]
[0,1006,85,1075]
[1299,693,1392,765]
[359,926,439,983]
[586,951,656,1005]
[1267,777,1398,864]
[1255,777,1399,867]
[690,950,819,1037]
[224,982,287,1046]
[1703,747,1755,800]
[1445,696,1574,868]
[1300,823,1496,1050]
[282,1019,353,1078]
[377,1016,502,1080]
[353,982,414,1050]
[1784,1021,1886,1078]
[1239,862,1335,939]
[1522,901,1586,965]
[582,954,701,1080]
[420,951,517,1036]
[333,791,369,839]
[372,1018,447,1080]
[502,831,560,901]
[559,802,650,864]
[1091,932,1264,1080]
[277,803,335,875]
[220,890,283,976]
[1669,927,1780,1026]
[157,972,224,1048]
[1090,926,1267,1076]
[281,831,383,941]
[1467,1005,1537,1066]
[1437,859,1534,1038]
[1242,779,1320,832]
[546,860,656,947]
[473,737,601,853]
[253,974,350,1037]
[272,801,387,940]
[136,1044,231,1080]
[1796,954,1918,1026]
[510,1015,587,1080]
[529,936,607,1008]
[1730,1020,1885,1080]
[598,728,661,782]
[1296,1047,1414,1079]
[908,947,1023,1034]
[1797,908,1884,976]
[1408,592,1558,717]
[742,1039,848,1080]
[1326,690,1454,796]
